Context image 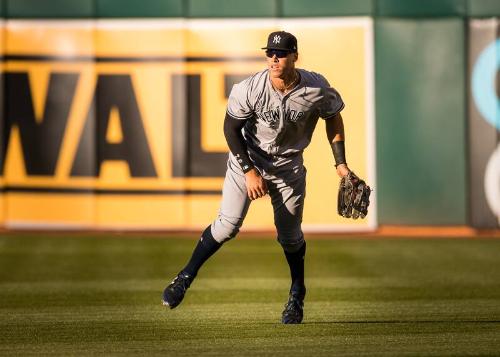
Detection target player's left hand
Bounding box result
[336,163,350,178]
[337,171,371,219]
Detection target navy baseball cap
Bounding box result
[261,31,298,52]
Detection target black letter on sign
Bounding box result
[2,72,78,175]
[71,74,157,177]
[172,74,228,177]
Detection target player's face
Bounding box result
[265,50,298,78]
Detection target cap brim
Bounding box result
[261,46,295,51]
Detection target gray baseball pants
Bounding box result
[210,154,306,253]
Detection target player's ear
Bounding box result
[293,52,298,62]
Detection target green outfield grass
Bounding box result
[0,234,499,356]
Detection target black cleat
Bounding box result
[281,294,304,324]
[162,271,194,309]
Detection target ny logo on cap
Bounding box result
[273,35,281,44]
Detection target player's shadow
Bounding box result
[298,320,500,325]
[261,320,500,325]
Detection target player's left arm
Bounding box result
[325,113,350,178]
[327,112,372,219]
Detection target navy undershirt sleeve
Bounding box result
[223,113,254,173]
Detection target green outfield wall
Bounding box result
[0,0,499,229]
[375,18,467,225]
[5,0,500,18]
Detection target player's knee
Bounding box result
[211,216,242,243]
[277,230,304,253]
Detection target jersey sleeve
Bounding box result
[319,86,345,119]
[315,74,345,119]
[226,79,254,120]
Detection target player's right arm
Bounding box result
[223,115,268,200]
[225,79,268,200]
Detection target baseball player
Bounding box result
[163,31,352,324]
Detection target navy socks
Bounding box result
[182,226,222,278]
[284,241,306,300]
[182,227,306,301]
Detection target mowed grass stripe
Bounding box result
[2,286,500,309]
[2,300,500,324]
[0,277,411,292]
[1,328,499,356]
[0,235,499,356]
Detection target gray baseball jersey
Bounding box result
[226,68,344,173]
[209,68,344,248]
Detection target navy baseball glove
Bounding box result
[338,172,371,219]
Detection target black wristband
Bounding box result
[235,154,255,173]
[330,141,347,167]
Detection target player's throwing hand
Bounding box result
[245,168,268,200]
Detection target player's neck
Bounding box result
[272,69,299,93]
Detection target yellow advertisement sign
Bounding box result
[2,19,376,231]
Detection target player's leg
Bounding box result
[162,156,251,308]
[267,168,306,323]
[178,155,251,278]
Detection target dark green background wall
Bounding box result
[3,0,500,18]
[2,0,499,226]
[375,19,467,225]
